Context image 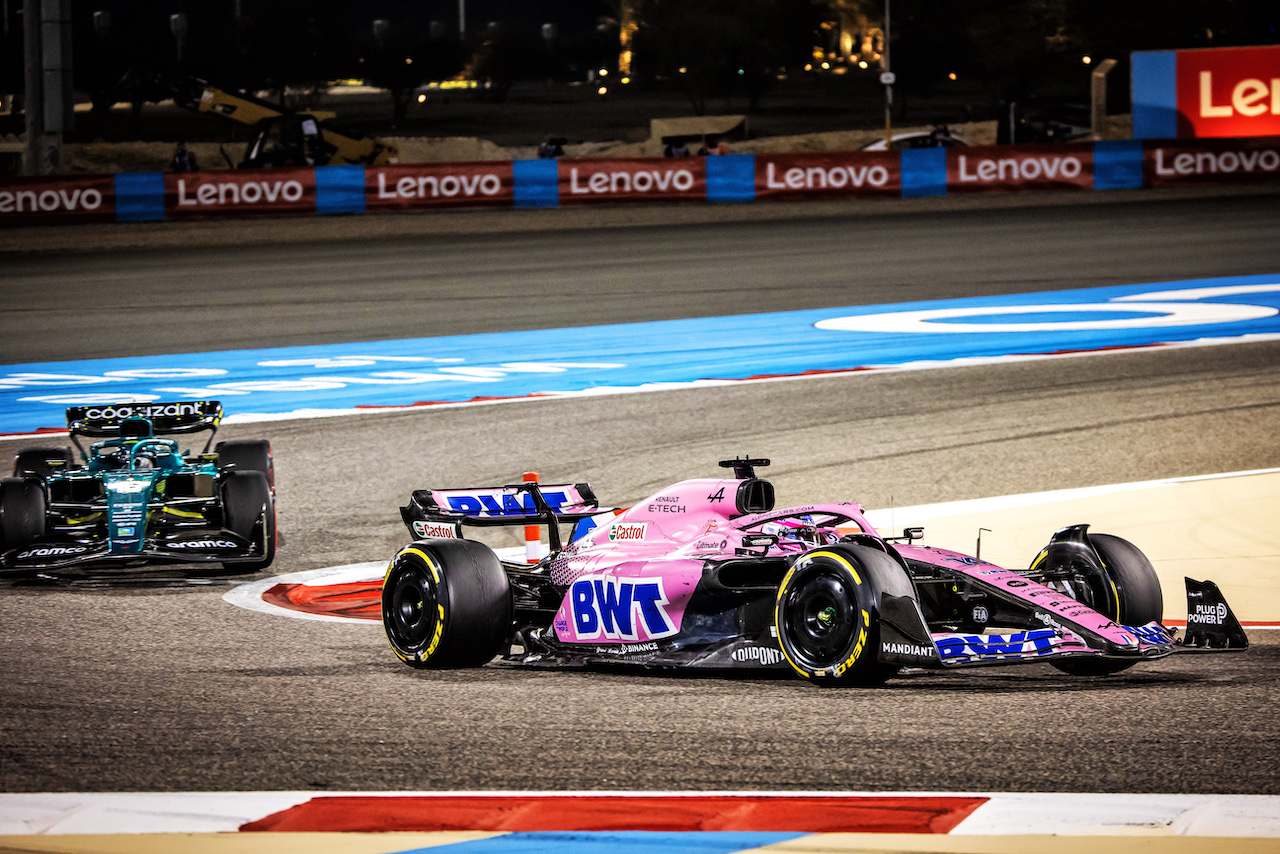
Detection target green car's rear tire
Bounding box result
[12,447,72,480]
[382,539,513,669]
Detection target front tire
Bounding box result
[774,546,900,686]
[1047,532,1163,676]
[220,471,275,571]
[382,539,513,669]
[216,440,274,490]
[0,477,47,551]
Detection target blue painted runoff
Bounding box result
[3,275,1277,435]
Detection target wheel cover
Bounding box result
[385,564,438,651]
[781,568,860,669]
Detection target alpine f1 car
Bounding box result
[1,401,276,573]
[382,458,1247,686]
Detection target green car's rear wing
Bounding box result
[66,401,224,456]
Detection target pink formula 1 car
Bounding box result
[382,458,1247,686]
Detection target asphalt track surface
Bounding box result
[2,190,1280,796]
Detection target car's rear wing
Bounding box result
[66,401,224,459]
[66,401,224,437]
[401,481,612,553]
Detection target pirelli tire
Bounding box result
[382,539,514,669]
[774,544,902,687]
[12,446,72,480]
[219,470,276,571]
[216,440,274,490]
[0,477,47,551]
[1048,533,1163,677]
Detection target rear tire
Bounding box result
[0,477,47,551]
[220,471,275,571]
[382,539,513,669]
[774,545,900,686]
[1050,533,1163,676]
[216,440,274,490]
[13,447,72,480]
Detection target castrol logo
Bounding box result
[608,522,647,543]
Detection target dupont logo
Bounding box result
[731,645,786,665]
[608,522,647,543]
[413,521,459,539]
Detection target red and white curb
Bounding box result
[3,791,1280,837]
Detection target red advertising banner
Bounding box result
[756,152,899,200]
[0,174,116,226]
[165,168,315,218]
[948,143,1093,193]
[1145,136,1280,187]
[1176,45,1280,139]
[559,158,705,205]
[367,162,514,210]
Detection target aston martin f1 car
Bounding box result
[1,401,276,573]
[382,458,1247,686]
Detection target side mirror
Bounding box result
[736,533,777,556]
[885,526,924,542]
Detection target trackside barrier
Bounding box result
[2,136,1278,228]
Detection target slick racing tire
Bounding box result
[774,545,900,687]
[220,471,276,571]
[12,447,72,480]
[216,440,274,490]
[0,477,47,550]
[1049,533,1163,676]
[382,539,513,669]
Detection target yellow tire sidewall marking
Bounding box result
[384,547,445,662]
[775,550,868,680]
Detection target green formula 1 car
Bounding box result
[1,401,275,573]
